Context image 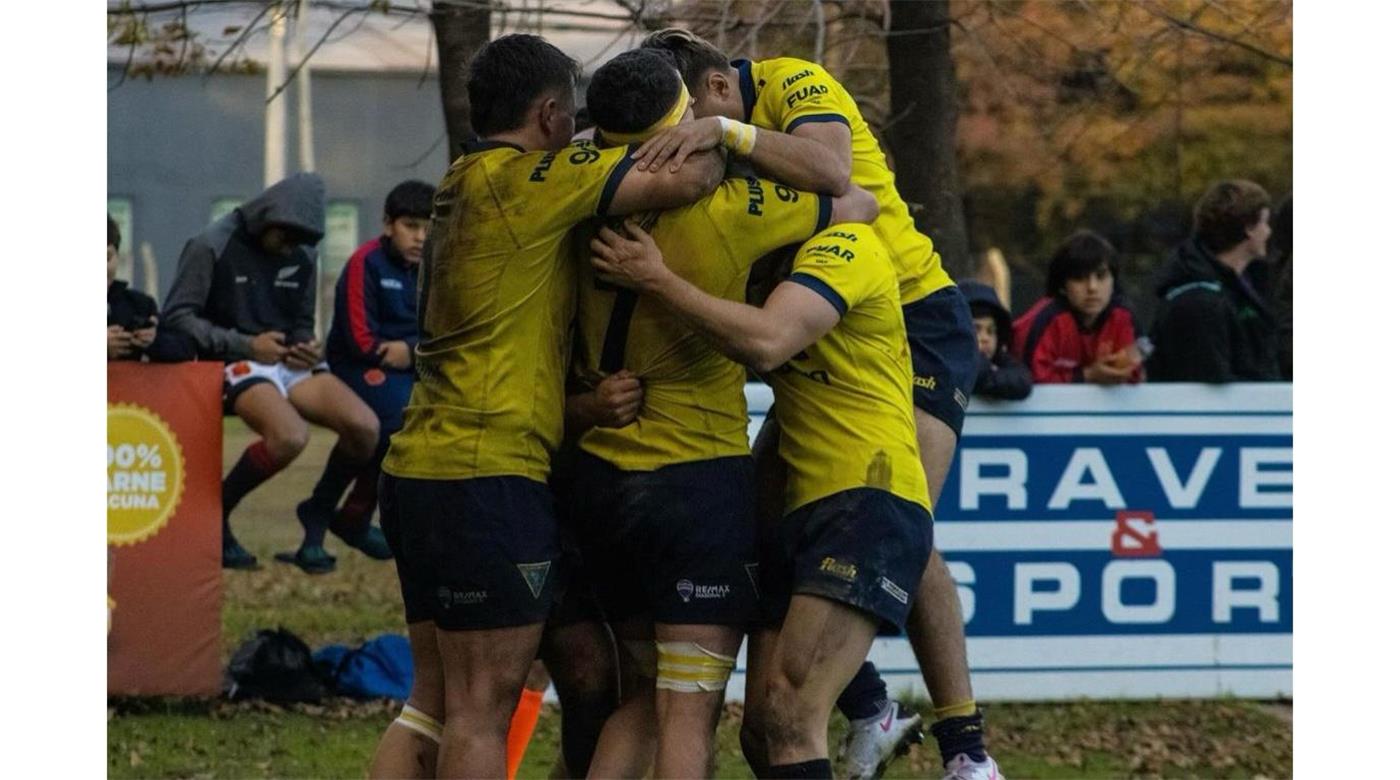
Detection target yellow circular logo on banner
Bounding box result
[107,403,185,546]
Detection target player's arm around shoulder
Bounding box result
[589,222,842,374]
[604,147,725,216]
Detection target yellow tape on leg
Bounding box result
[655,641,736,693]
[394,704,443,743]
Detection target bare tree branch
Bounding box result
[1140,0,1291,67]
[265,5,367,104]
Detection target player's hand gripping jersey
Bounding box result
[771,224,930,513]
[383,139,636,482]
[575,176,833,470]
[740,58,953,305]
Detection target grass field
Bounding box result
[108,423,1292,778]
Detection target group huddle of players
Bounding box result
[366,29,1002,780]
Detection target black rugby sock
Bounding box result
[930,710,989,765]
[766,758,833,779]
[836,661,888,722]
[300,446,361,545]
[222,440,280,528]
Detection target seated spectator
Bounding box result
[315,180,434,551]
[161,173,381,572]
[1147,180,1280,382]
[107,216,158,362]
[1012,230,1144,385]
[959,280,1031,400]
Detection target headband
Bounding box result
[597,80,692,146]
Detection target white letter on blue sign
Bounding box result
[947,561,975,623]
[1147,447,1222,509]
[1239,448,1292,509]
[1048,448,1125,510]
[960,449,1028,510]
[1014,563,1080,625]
[1102,560,1176,624]
[1212,562,1280,623]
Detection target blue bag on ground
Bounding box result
[313,634,414,700]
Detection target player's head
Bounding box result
[1193,179,1272,259]
[108,215,121,285]
[1047,230,1117,324]
[382,180,435,265]
[640,28,743,121]
[587,49,694,147]
[467,34,579,151]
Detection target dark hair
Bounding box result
[383,180,435,221]
[587,50,683,136]
[467,34,579,137]
[108,214,121,252]
[1269,193,1291,263]
[1046,230,1117,297]
[640,28,731,95]
[1193,179,1271,253]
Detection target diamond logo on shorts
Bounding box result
[954,387,970,411]
[516,562,552,599]
[819,557,858,583]
[676,579,695,603]
[879,577,909,605]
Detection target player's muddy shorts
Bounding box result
[379,474,560,630]
[760,487,933,632]
[222,359,328,414]
[902,285,978,436]
[565,451,760,626]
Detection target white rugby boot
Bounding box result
[838,700,924,779]
[941,752,1003,780]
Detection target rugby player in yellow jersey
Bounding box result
[561,50,878,778]
[638,30,998,780]
[370,35,725,780]
[592,221,934,780]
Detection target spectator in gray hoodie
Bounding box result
[162,173,383,573]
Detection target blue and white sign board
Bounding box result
[732,382,1291,701]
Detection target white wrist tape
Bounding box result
[717,117,758,157]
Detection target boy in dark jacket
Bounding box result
[162,173,381,572]
[314,180,434,548]
[1013,230,1144,385]
[960,281,1032,400]
[1148,180,1279,382]
[107,216,159,361]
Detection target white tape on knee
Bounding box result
[655,641,736,693]
[622,639,659,677]
[393,703,443,744]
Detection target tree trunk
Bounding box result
[885,0,970,279]
[430,1,492,167]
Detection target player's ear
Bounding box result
[707,71,729,100]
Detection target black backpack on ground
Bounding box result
[225,628,330,703]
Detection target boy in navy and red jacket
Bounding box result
[1013,230,1146,385]
[320,180,434,538]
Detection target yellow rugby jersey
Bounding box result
[769,224,930,514]
[576,176,832,470]
[383,139,636,482]
[740,57,953,305]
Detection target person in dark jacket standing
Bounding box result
[313,180,434,554]
[107,216,159,361]
[959,281,1031,400]
[1147,180,1279,382]
[1013,230,1145,385]
[162,173,380,572]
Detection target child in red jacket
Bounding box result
[1012,230,1145,385]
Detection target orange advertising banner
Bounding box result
[107,362,223,696]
